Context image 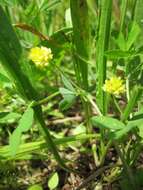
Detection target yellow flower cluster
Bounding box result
[28,46,53,67]
[103,77,125,95]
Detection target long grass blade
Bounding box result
[96,0,112,114]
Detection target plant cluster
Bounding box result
[0,0,143,189]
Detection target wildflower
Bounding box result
[28,46,53,67]
[103,76,125,95]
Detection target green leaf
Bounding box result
[127,109,143,138]
[91,116,125,130]
[59,87,75,98]
[18,107,34,132]
[61,74,75,92]
[28,184,43,190]
[48,172,59,190]
[116,33,126,51]
[109,124,135,140]
[9,129,22,156]
[105,50,135,59]
[0,72,10,83]
[39,0,61,12]
[134,0,143,48]
[0,6,21,59]
[59,95,75,111]
[126,22,140,50]
[0,112,21,123]
[59,87,76,110]
[9,106,34,156]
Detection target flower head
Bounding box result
[28,46,53,67]
[103,76,125,95]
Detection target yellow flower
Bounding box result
[103,77,125,95]
[28,46,53,67]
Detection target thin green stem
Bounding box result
[31,91,60,107]
[113,96,122,115]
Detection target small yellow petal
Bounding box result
[103,76,125,95]
[28,46,53,68]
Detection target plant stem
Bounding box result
[113,95,122,115]
[31,91,60,107]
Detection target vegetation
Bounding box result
[0,0,143,189]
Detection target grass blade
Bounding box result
[96,0,112,114]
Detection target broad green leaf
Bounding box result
[59,95,75,111]
[59,87,75,97]
[9,106,34,156]
[126,22,140,50]
[28,184,43,190]
[61,74,75,92]
[42,27,72,58]
[0,112,21,123]
[59,87,76,110]
[48,172,59,190]
[91,116,125,130]
[18,107,34,132]
[9,129,21,156]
